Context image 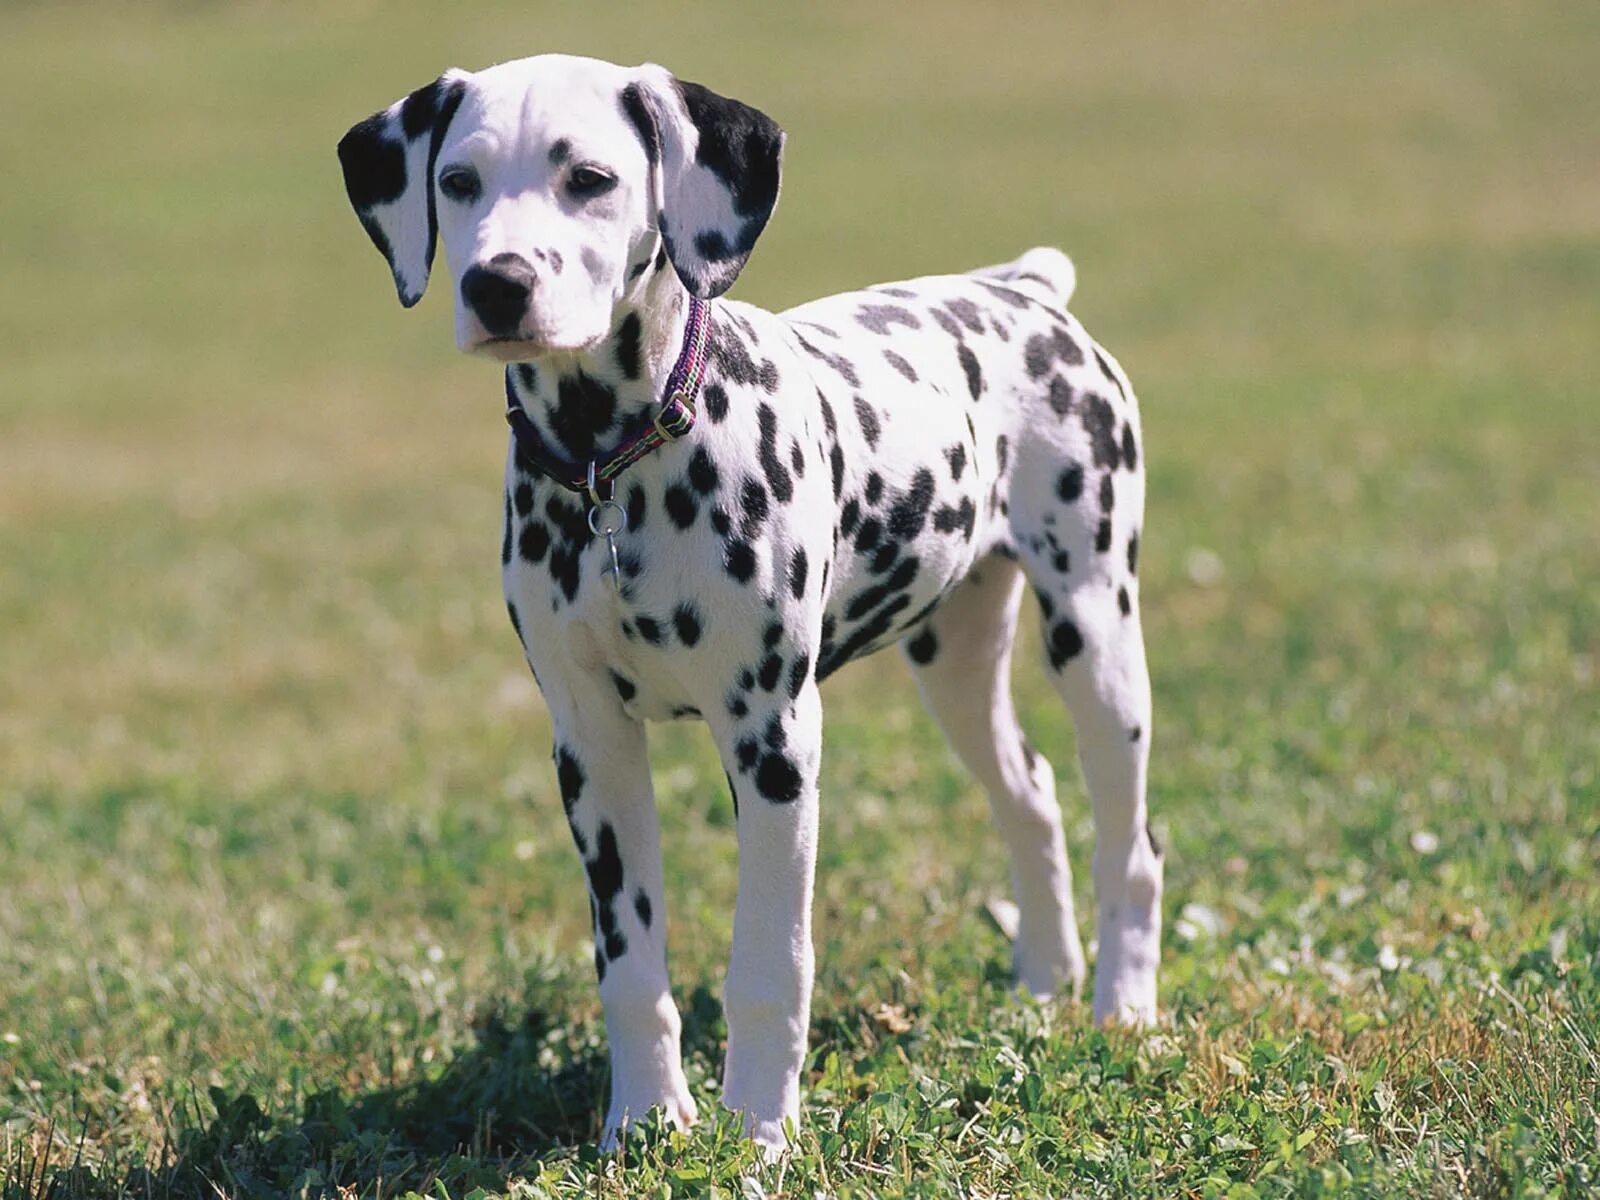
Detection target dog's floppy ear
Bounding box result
[337,71,469,307]
[623,65,784,299]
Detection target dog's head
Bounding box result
[337,55,784,361]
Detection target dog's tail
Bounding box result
[967,246,1077,309]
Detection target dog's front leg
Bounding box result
[712,676,823,1155]
[546,685,697,1147]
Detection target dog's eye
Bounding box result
[438,166,482,203]
[567,165,617,199]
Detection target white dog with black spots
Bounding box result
[338,53,1162,1156]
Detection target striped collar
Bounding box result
[503,296,711,503]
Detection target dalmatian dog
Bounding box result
[337,54,1161,1154]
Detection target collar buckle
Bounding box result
[654,391,691,441]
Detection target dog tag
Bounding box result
[587,500,627,593]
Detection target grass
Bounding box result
[2,1,1597,1195]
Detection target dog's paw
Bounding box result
[599,1091,699,1152]
[736,1110,793,1162]
[1014,943,1088,1001]
[1092,986,1159,1029]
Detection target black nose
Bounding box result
[461,253,535,337]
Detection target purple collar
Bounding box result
[503,296,712,503]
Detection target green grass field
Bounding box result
[2,2,1598,1195]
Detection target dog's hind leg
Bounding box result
[902,555,1088,997]
[1018,525,1162,1025]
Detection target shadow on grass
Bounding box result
[8,986,730,1200]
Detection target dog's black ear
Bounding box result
[624,65,784,299]
[337,72,469,307]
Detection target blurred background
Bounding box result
[1,1,1596,1195]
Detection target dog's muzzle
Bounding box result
[461,253,536,338]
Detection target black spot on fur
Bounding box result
[932,497,976,539]
[673,603,704,646]
[887,468,936,539]
[664,485,698,529]
[945,443,967,480]
[634,889,653,929]
[519,521,551,564]
[957,343,983,401]
[556,746,585,814]
[829,445,846,499]
[855,304,922,334]
[702,382,730,423]
[550,371,618,462]
[787,652,811,699]
[945,297,985,333]
[763,712,786,750]
[906,628,938,665]
[853,397,881,448]
[1096,519,1113,554]
[685,447,719,495]
[758,652,783,692]
[1024,325,1085,379]
[1094,347,1127,400]
[725,540,757,582]
[1118,585,1132,616]
[854,516,881,555]
[1127,533,1140,575]
[1048,376,1074,415]
[1099,472,1115,514]
[513,481,535,516]
[736,735,760,771]
[755,752,803,803]
[1121,423,1139,471]
[843,555,919,621]
[614,312,642,379]
[796,334,862,387]
[587,822,626,961]
[1081,393,1121,469]
[883,349,918,382]
[619,83,660,165]
[610,672,636,702]
[708,321,767,388]
[1048,619,1084,669]
[740,477,770,536]
[789,547,809,599]
[636,615,664,645]
[756,404,794,502]
[624,483,647,531]
[1057,463,1084,503]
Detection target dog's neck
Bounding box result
[503,268,693,466]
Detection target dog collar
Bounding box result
[503,295,711,505]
